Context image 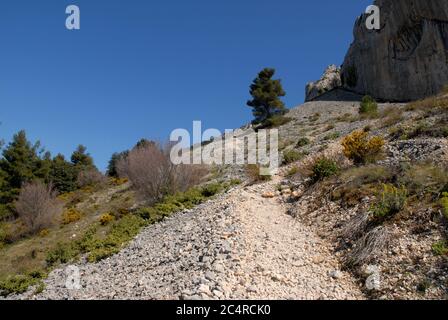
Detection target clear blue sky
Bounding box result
[0,0,372,171]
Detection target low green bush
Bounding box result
[311,158,339,182]
[371,184,407,219]
[0,271,45,296]
[283,150,303,165]
[87,215,147,262]
[323,132,341,141]
[286,166,299,177]
[432,241,448,256]
[359,95,378,117]
[46,242,78,266]
[296,137,310,147]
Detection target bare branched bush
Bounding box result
[77,168,107,188]
[171,164,209,193]
[15,181,63,234]
[117,143,208,203]
[346,226,392,267]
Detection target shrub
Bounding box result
[99,213,115,225]
[332,165,394,207]
[323,132,341,141]
[371,184,407,219]
[341,130,385,165]
[398,164,448,199]
[0,223,9,246]
[441,193,448,219]
[405,96,448,113]
[359,95,378,117]
[0,204,13,221]
[77,168,107,188]
[311,157,339,182]
[46,242,78,266]
[38,229,49,237]
[110,177,128,186]
[336,113,354,122]
[15,181,63,235]
[87,215,147,262]
[0,272,44,297]
[117,143,207,204]
[296,137,310,147]
[309,113,320,122]
[286,166,299,177]
[432,241,448,256]
[283,149,303,164]
[62,208,82,225]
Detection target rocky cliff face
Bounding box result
[340,0,448,101]
[305,65,342,102]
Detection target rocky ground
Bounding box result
[9,177,363,300]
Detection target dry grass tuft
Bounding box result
[341,211,371,241]
[346,226,392,267]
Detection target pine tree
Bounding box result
[0,131,41,200]
[107,151,129,177]
[71,145,94,168]
[49,154,77,193]
[247,68,286,123]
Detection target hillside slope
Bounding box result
[4,93,448,300]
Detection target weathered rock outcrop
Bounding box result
[341,0,448,101]
[305,65,342,102]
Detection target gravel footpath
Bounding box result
[11,179,364,300]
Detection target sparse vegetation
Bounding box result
[99,213,115,225]
[286,166,299,177]
[323,132,341,141]
[371,184,407,220]
[359,95,379,118]
[61,208,82,225]
[309,113,321,123]
[283,149,303,165]
[331,165,394,207]
[0,271,45,297]
[296,137,310,147]
[341,130,385,165]
[380,106,404,128]
[398,163,448,200]
[311,157,339,182]
[432,241,448,256]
